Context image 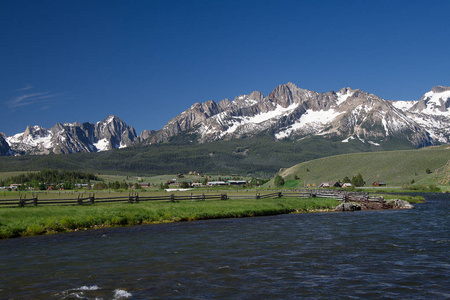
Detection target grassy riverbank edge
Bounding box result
[0,197,340,239]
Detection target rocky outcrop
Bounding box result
[335,197,415,211]
[334,202,362,211]
[386,199,415,209]
[0,133,12,156]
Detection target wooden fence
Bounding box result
[0,190,371,208]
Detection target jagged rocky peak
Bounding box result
[4,115,138,155]
[267,82,299,107]
[410,85,450,113]
[22,125,49,139]
[93,115,138,151]
[150,82,449,148]
[337,87,354,95]
[249,91,264,102]
[2,83,449,156]
[431,85,450,93]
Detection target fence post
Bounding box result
[170,193,175,202]
[134,193,139,203]
[277,192,282,198]
[221,193,227,200]
[201,193,205,201]
[128,192,133,203]
[18,195,25,207]
[256,193,260,199]
[90,193,95,204]
[77,194,83,205]
[33,193,38,206]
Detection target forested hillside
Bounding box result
[0,133,413,177]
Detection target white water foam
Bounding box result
[77,285,100,291]
[114,289,132,299]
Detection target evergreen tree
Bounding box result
[180,181,190,188]
[274,175,285,187]
[351,174,365,187]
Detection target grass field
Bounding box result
[0,171,38,181]
[277,145,450,188]
[0,196,340,239]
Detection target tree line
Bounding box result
[0,170,100,190]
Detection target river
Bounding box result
[0,193,449,299]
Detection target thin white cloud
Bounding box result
[15,85,33,92]
[7,87,68,110]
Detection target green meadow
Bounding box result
[276,145,450,188]
[0,196,339,239]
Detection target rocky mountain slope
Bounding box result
[0,134,13,156]
[4,115,138,155]
[2,83,449,156]
[142,83,449,147]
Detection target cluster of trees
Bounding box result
[0,170,100,190]
[93,181,144,190]
[342,173,365,187]
[273,173,366,188]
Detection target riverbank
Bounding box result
[0,197,340,239]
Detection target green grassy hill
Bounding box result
[277,146,450,187]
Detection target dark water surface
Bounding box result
[1,194,449,299]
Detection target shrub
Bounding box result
[274,175,285,187]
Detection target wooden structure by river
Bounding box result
[0,190,377,208]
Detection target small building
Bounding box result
[372,181,386,187]
[342,183,352,188]
[319,181,342,188]
[207,181,227,186]
[227,180,247,186]
[9,184,20,190]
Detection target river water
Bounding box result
[1,193,449,299]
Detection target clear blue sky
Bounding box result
[1,0,449,136]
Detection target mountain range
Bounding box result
[1,83,449,156]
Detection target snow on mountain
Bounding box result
[275,109,342,139]
[143,83,448,148]
[401,85,450,143]
[391,100,416,111]
[2,83,449,156]
[3,115,138,155]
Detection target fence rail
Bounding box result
[0,190,370,208]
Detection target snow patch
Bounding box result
[6,130,53,149]
[275,109,342,139]
[94,138,110,151]
[246,103,298,124]
[342,136,355,143]
[106,115,115,124]
[381,118,389,136]
[392,100,416,111]
[336,90,353,106]
[220,122,240,137]
[421,90,450,116]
